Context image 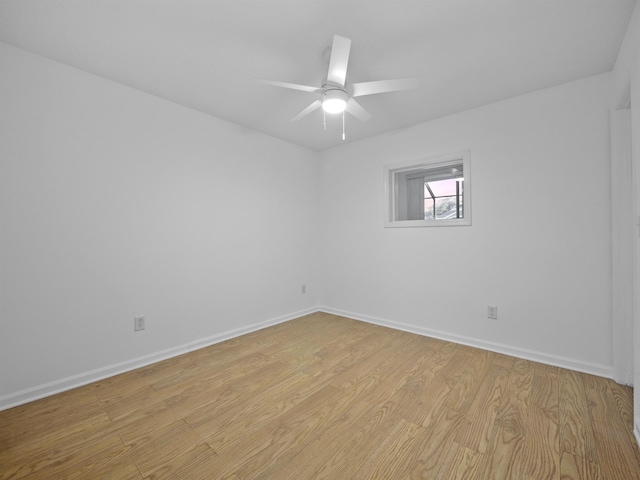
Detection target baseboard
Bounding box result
[318,306,614,379]
[612,369,635,387]
[2,305,617,411]
[0,307,318,411]
[635,421,640,449]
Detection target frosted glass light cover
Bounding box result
[322,90,348,113]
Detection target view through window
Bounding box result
[384,152,470,227]
[423,177,464,220]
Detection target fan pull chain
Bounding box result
[323,108,326,130]
[342,111,346,140]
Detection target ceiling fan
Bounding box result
[257,35,418,125]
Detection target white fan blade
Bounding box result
[346,98,371,121]
[291,100,322,121]
[256,79,321,93]
[327,35,351,87]
[351,78,418,97]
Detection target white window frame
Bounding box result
[384,150,471,228]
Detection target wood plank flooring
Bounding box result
[1,312,639,479]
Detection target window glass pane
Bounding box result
[384,151,470,227]
[427,178,457,197]
[435,196,461,219]
[424,198,435,220]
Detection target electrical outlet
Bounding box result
[134,316,145,331]
[487,306,498,320]
[301,284,307,294]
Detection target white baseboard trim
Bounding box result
[319,306,614,379]
[0,307,318,411]
[2,305,617,411]
[612,369,635,387]
[635,421,640,449]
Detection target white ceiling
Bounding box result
[0,0,636,151]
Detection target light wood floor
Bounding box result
[1,312,639,479]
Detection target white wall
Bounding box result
[0,43,319,408]
[319,73,614,376]
[632,51,640,455]
[0,39,626,410]
[612,0,640,448]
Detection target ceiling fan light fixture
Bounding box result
[322,89,348,114]
[258,35,416,126]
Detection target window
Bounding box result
[384,151,471,227]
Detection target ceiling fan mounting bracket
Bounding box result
[321,84,348,95]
